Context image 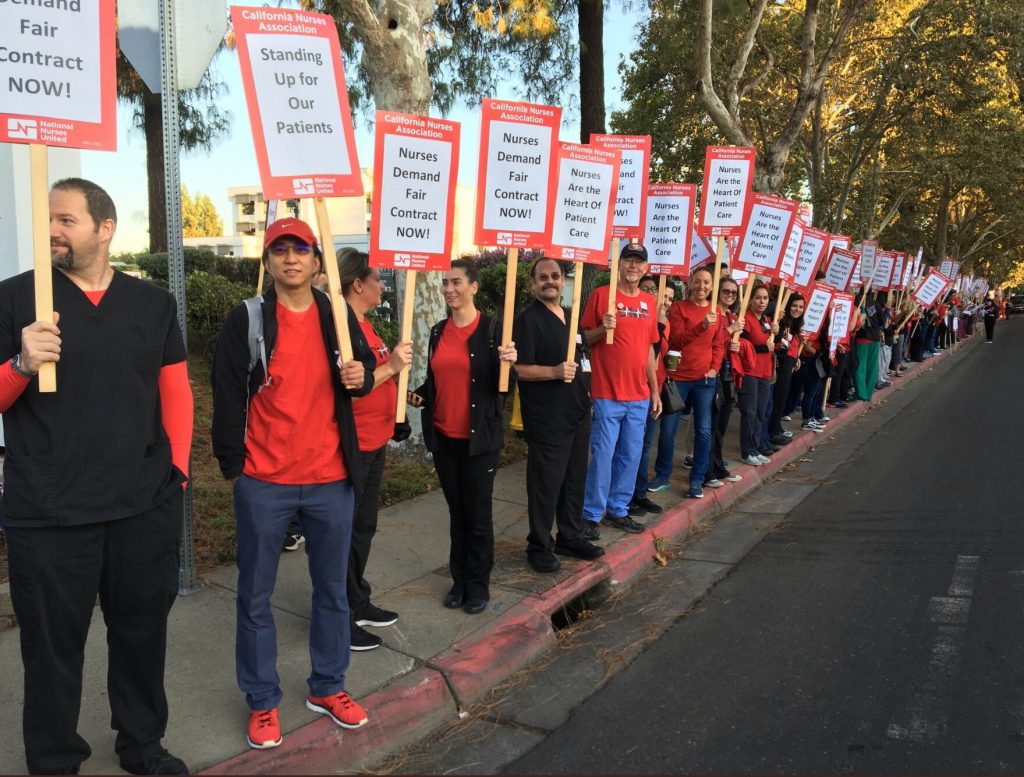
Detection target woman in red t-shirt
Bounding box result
[337,248,413,651]
[767,293,804,443]
[410,259,516,615]
[732,283,778,466]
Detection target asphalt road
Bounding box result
[503,319,1024,774]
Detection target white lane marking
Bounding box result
[887,555,980,741]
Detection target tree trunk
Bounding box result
[933,179,952,265]
[578,0,606,313]
[144,88,167,254]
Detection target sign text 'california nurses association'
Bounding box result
[232,6,362,199]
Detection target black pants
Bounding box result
[432,433,500,601]
[736,376,771,457]
[5,490,182,774]
[769,354,796,435]
[524,414,590,555]
[708,375,734,478]
[984,315,996,341]
[348,445,387,622]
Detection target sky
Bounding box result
[81,2,647,254]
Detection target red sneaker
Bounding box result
[247,707,282,749]
[305,691,368,729]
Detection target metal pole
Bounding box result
[160,0,199,595]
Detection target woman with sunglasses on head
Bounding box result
[408,259,516,615]
[767,293,804,445]
[731,282,778,467]
[335,248,413,652]
[703,277,744,485]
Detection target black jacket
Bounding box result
[415,314,506,456]
[210,287,374,482]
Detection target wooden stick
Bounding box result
[395,269,417,423]
[256,259,265,295]
[711,237,726,310]
[313,198,353,363]
[657,273,667,303]
[498,247,518,392]
[767,283,788,350]
[822,377,832,415]
[30,144,56,393]
[565,260,585,382]
[732,274,758,343]
[605,237,621,344]
[896,302,920,331]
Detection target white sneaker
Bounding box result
[740,454,763,466]
[757,454,772,464]
[801,421,824,433]
[781,431,794,438]
[781,415,792,422]
[724,473,743,482]
[818,415,831,422]
[704,478,724,488]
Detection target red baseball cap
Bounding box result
[263,217,318,249]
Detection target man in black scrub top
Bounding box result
[0,179,191,775]
[512,257,605,573]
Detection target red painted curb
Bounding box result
[529,561,611,614]
[426,598,554,709]
[202,668,455,775]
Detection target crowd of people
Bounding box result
[0,181,999,773]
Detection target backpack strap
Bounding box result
[244,296,271,392]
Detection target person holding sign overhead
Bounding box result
[409,259,517,614]
[336,248,413,651]
[211,219,375,750]
[580,241,662,535]
[513,257,605,574]
[0,179,192,775]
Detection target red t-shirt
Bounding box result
[581,285,659,401]
[432,312,479,439]
[353,317,397,452]
[666,299,725,381]
[737,310,774,379]
[244,302,346,484]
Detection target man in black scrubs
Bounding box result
[0,179,192,775]
[512,257,605,573]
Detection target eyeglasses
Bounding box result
[720,290,738,296]
[269,242,313,257]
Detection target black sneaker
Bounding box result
[527,550,561,573]
[350,624,382,651]
[603,514,645,533]
[554,536,606,560]
[581,521,601,541]
[627,500,647,517]
[282,533,305,552]
[633,497,663,515]
[120,749,189,775]
[355,603,398,628]
[683,456,694,469]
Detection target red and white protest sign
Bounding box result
[871,251,896,291]
[891,253,906,289]
[0,0,117,150]
[778,219,805,284]
[789,226,829,294]
[689,230,716,275]
[731,193,799,277]
[370,111,460,271]
[545,142,620,264]
[475,99,560,248]
[913,270,952,307]
[801,282,836,337]
[829,292,855,347]
[643,183,694,275]
[590,134,651,240]
[232,6,362,200]
[798,202,813,226]
[827,234,851,258]
[859,239,878,283]
[939,259,953,277]
[823,247,858,292]
[697,145,756,237]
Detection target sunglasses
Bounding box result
[720,289,738,296]
[269,242,313,257]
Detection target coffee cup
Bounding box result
[665,350,681,371]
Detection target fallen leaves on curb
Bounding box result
[652,534,675,566]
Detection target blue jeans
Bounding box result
[234,475,354,710]
[653,378,716,487]
[584,399,649,521]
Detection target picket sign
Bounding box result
[697,145,755,305]
[591,135,651,344]
[475,99,561,390]
[801,282,836,338]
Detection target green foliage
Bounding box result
[475,261,536,323]
[184,272,251,357]
[214,256,261,288]
[135,248,217,284]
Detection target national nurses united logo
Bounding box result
[616,300,650,320]
[375,342,390,359]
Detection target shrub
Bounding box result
[185,271,251,357]
[215,256,262,288]
[136,248,218,284]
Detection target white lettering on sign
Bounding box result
[872,253,895,288]
[481,119,550,234]
[550,156,613,250]
[247,33,349,177]
[378,133,452,254]
[0,0,99,122]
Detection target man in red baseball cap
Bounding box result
[211,217,376,750]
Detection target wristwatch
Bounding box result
[11,354,37,379]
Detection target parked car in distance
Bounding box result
[1008,295,1024,315]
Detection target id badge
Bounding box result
[581,357,592,373]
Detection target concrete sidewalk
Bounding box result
[0,338,975,775]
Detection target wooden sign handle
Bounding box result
[605,237,621,344]
[313,198,353,364]
[732,274,757,343]
[767,282,788,350]
[30,144,56,393]
[657,274,667,307]
[395,269,417,423]
[498,247,518,392]
[711,236,726,308]
[565,261,585,382]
